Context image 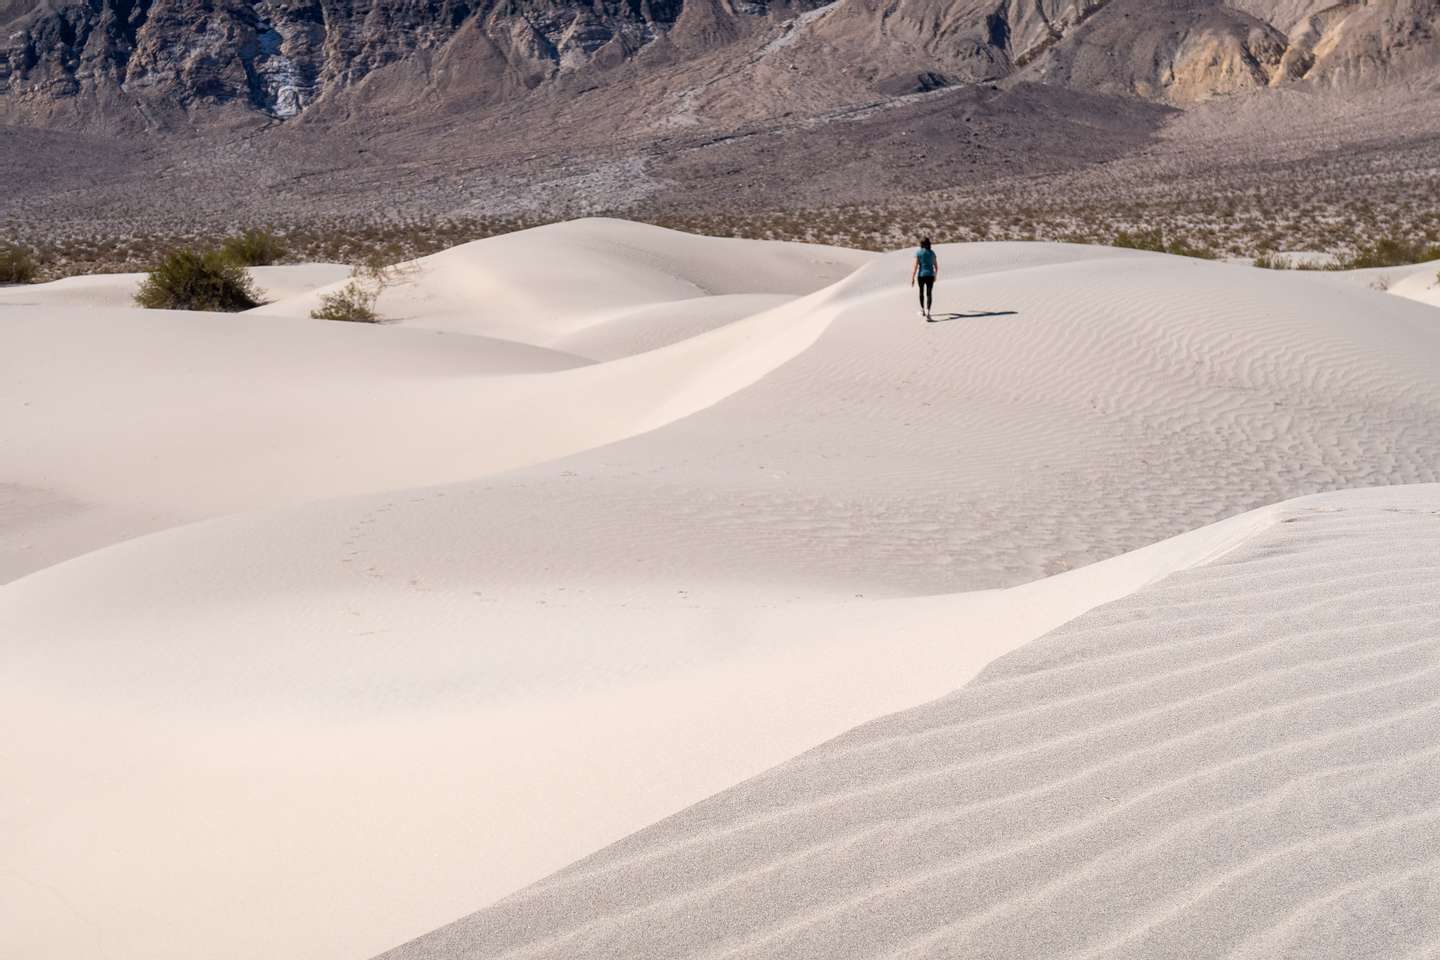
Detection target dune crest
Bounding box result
[381,484,1440,960]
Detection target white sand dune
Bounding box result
[383,484,1440,960]
[0,223,869,583]
[0,473,1276,960]
[239,242,1440,599]
[253,219,871,347]
[0,262,353,308]
[3,220,1440,960]
[1302,258,1440,309]
[552,293,795,360]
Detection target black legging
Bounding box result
[918,275,935,311]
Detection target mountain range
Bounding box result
[5,0,1437,133]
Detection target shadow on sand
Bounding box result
[927,310,1018,323]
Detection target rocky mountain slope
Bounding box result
[2,0,1437,133]
[0,0,815,130]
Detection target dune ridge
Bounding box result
[382,485,1440,960]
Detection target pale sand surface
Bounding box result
[385,484,1440,960]
[1300,258,1440,309]
[552,293,795,360]
[3,220,1440,960]
[251,219,871,345]
[0,483,1275,960]
[0,223,869,582]
[0,262,354,308]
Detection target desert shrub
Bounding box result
[1341,237,1440,270]
[134,250,261,311]
[309,254,409,323]
[1164,236,1217,260]
[0,244,38,283]
[310,280,380,323]
[220,229,287,266]
[1113,229,1168,253]
[1253,252,1292,270]
[1113,229,1215,260]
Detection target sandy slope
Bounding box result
[0,222,870,582]
[552,294,794,360]
[4,221,1440,960]
[1301,258,1440,309]
[385,485,1440,960]
[252,243,1440,599]
[252,219,870,346]
[0,476,1275,960]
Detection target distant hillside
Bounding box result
[3,0,1437,133]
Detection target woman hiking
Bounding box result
[911,238,938,319]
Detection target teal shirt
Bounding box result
[916,248,937,277]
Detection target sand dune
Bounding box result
[0,471,1278,960]
[552,294,795,360]
[240,243,1440,598]
[385,484,1440,960]
[253,219,871,346]
[1306,258,1440,309]
[0,222,868,582]
[3,220,1440,960]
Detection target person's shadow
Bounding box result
[927,310,1018,323]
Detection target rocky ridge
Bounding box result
[2,0,1437,133]
[0,0,811,129]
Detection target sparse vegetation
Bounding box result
[0,244,38,284]
[1339,237,1440,270]
[134,250,262,311]
[1112,229,1168,253]
[220,228,287,266]
[309,254,411,323]
[311,281,380,323]
[1112,229,1217,260]
[7,152,1438,282]
[1253,252,1293,270]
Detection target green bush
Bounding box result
[1341,237,1440,270]
[310,280,380,323]
[0,244,38,283]
[309,254,413,323]
[134,250,261,311]
[1253,252,1292,270]
[1164,237,1218,260]
[1113,229,1168,253]
[1114,229,1216,260]
[220,229,286,266]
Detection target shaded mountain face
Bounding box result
[0,0,811,130]
[1,0,1436,133]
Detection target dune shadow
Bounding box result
[927,310,1018,323]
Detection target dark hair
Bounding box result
[920,238,932,249]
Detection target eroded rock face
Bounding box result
[0,0,804,128]
[788,0,1437,107]
[1,0,1436,130]
[999,0,1439,102]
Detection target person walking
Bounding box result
[911,238,938,319]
